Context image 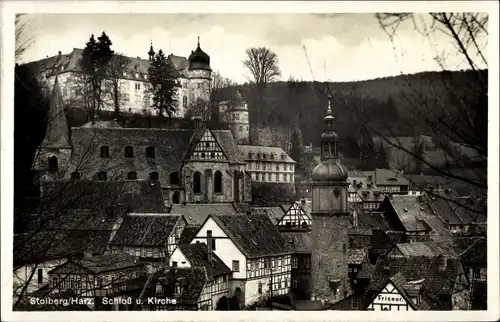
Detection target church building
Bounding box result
[33,77,252,206]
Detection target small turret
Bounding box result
[148,41,155,60]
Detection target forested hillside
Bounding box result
[216,69,487,158]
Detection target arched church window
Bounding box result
[48,156,58,172]
[127,171,137,180]
[174,282,182,296]
[183,96,187,108]
[170,172,180,185]
[172,191,180,204]
[214,171,223,194]
[71,171,81,180]
[193,172,202,194]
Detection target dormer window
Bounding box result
[248,153,254,159]
[149,172,159,181]
[257,153,261,159]
[125,146,134,157]
[281,154,286,160]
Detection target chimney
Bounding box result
[58,50,61,56]
[438,254,448,272]
[207,230,213,265]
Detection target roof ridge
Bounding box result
[458,237,483,258]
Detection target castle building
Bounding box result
[33,78,251,206]
[310,94,352,304]
[218,91,250,144]
[22,38,211,118]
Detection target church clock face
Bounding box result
[334,188,340,196]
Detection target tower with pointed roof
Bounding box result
[186,37,212,116]
[33,77,73,181]
[310,94,351,304]
[225,90,249,144]
[148,41,155,60]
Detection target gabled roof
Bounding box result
[280,231,312,254]
[169,203,239,226]
[453,237,486,264]
[178,226,200,244]
[384,195,433,232]
[140,267,207,305]
[56,253,143,274]
[177,243,231,278]
[372,169,409,186]
[369,256,466,298]
[426,190,487,225]
[210,214,292,258]
[252,206,286,225]
[110,214,182,246]
[68,127,194,187]
[394,242,456,258]
[41,77,71,149]
[356,210,393,231]
[40,180,166,214]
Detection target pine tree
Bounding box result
[147,49,177,120]
[359,125,376,168]
[376,143,389,168]
[79,32,114,121]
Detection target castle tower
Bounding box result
[186,37,212,115]
[33,77,73,181]
[228,90,249,144]
[310,94,351,304]
[148,41,155,60]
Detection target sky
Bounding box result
[17,13,488,83]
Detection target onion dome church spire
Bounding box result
[188,36,211,70]
[148,41,155,60]
[311,94,348,181]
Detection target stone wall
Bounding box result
[310,213,351,303]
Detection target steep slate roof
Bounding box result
[238,145,296,163]
[356,210,393,231]
[369,256,467,298]
[41,77,71,148]
[426,191,487,225]
[23,48,191,81]
[386,195,433,232]
[178,226,200,244]
[177,243,231,278]
[280,231,312,254]
[394,242,457,258]
[453,237,486,265]
[57,253,143,274]
[169,203,240,226]
[67,127,194,187]
[140,267,207,305]
[110,214,182,246]
[372,168,409,186]
[211,214,292,258]
[40,180,166,214]
[252,206,286,225]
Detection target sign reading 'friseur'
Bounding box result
[374,294,406,304]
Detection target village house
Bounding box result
[363,169,409,195]
[238,145,296,184]
[190,213,292,307]
[168,241,233,310]
[47,253,146,309]
[109,213,187,263]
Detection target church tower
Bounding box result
[148,41,155,60]
[310,94,351,304]
[33,77,73,181]
[186,37,212,115]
